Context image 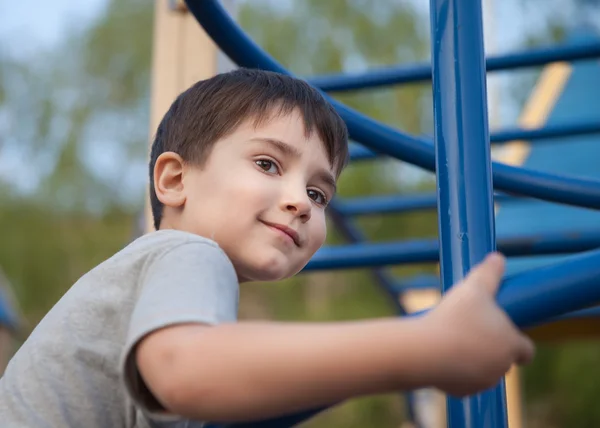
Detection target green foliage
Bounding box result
[0,197,134,332]
[522,342,600,427]
[0,0,152,213]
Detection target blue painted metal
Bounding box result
[185,0,600,210]
[334,192,515,216]
[0,290,19,331]
[308,41,600,92]
[429,0,506,426]
[349,142,380,161]
[408,248,600,329]
[491,120,600,145]
[496,57,600,278]
[0,274,19,332]
[350,121,600,161]
[304,230,600,270]
[553,305,600,321]
[396,274,440,291]
[396,278,600,318]
[498,248,600,329]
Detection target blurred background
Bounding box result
[1,0,600,426]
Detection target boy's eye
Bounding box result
[308,189,328,206]
[256,159,278,174]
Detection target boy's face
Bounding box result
[158,110,337,282]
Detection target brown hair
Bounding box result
[149,68,349,230]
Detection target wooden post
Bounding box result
[145,0,220,233]
[400,290,446,428]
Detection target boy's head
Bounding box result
[149,68,348,282]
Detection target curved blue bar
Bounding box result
[430,0,506,425]
[308,239,439,270]
[491,121,600,144]
[349,142,379,160]
[553,305,600,321]
[304,230,600,270]
[407,249,600,328]
[351,121,600,161]
[499,249,600,328]
[334,192,514,216]
[0,300,19,331]
[396,274,440,291]
[185,0,600,210]
[0,284,19,332]
[308,42,600,92]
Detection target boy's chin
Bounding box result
[235,255,306,283]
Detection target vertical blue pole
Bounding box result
[429,1,508,428]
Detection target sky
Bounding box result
[0,0,547,72]
[0,0,107,60]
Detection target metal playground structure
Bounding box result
[145,1,600,427]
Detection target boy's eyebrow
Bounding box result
[251,137,303,159]
[251,137,337,193]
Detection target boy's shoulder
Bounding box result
[126,229,223,256]
[109,229,229,274]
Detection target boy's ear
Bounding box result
[154,152,187,208]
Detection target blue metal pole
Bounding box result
[430,0,507,427]
[308,41,600,92]
[407,248,600,328]
[334,192,515,216]
[305,230,600,270]
[350,121,600,161]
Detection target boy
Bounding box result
[0,69,534,427]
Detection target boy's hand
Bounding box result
[422,253,535,397]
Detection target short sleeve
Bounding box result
[120,240,239,423]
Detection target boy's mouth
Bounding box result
[260,220,301,247]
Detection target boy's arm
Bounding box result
[136,253,535,423]
[136,317,433,423]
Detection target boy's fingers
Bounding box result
[465,252,506,295]
[514,334,536,365]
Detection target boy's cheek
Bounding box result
[307,221,327,255]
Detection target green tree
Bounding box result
[0,0,153,328]
[0,0,152,214]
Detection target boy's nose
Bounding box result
[281,192,312,222]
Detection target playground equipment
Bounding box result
[0,268,22,373]
[148,0,600,427]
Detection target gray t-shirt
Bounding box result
[0,229,239,427]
